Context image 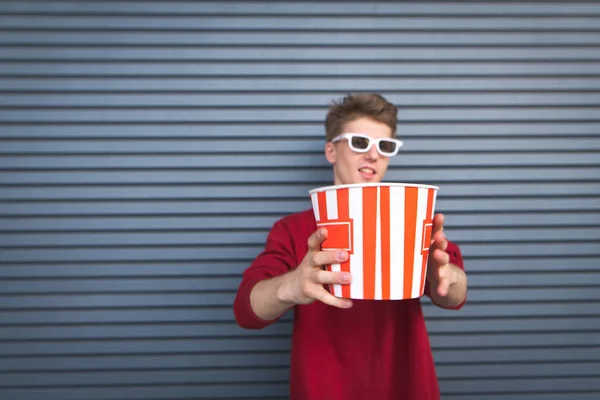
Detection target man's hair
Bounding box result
[324,93,398,142]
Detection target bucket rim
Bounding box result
[309,182,439,195]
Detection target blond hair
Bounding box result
[324,93,398,141]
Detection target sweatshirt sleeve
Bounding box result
[233,218,297,330]
[424,240,467,310]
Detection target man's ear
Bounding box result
[325,142,336,165]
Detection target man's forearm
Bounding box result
[249,273,296,321]
[430,264,467,308]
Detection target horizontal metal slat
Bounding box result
[0,257,596,280]
[0,287,595,309]
[4,31,600,46]
[4,231,273,247]
[1,123,599,139]
[2,91,600,107]
[1,242,596,261]
[2,212,598,232]
[0,182,597,201]
[387,168,599,185]
[3,46,600,61]
[0,277,241,294]
[443,394,600,400]
[461,271,600,287]
[2,226,599,247]
[2,107,600,123]
[0,321,294,340]
[0,384,289,400]
[2,137,599,154]
[0,262,258,278]
[0,329,596,355]
[3,62,600,77]
[0,364,596,390]
[0,215,286,231]
[442,377,600,394]
[1,168,599,186]
[0,337,292,356]
[3,77,600,91]
[2,182,599,200]
[1,2,599,16]
[0,200,302,216]
[427,316,600,333]
[434,347,600,364]
[0,353,292,372]
[430,331,600,348]
[0,167,600,186]
[438,361,600,379]
[0,274,597,294]
[426,301,600,319]
[0,196,598,216]
[0,153,597,169]
[0,303,597,326]
[0,317,598,340]
[1,16,600,30]
[0,293,238,309]
[0,308,277,325]
[0,348,597,373]
[468,257,599,272]
[0,367,289,388]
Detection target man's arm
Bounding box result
[248,273,295,322]
[234,224,352,329]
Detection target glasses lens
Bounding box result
[350,136,370,150]
[379,140,397,154]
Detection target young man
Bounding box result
[233,93,468,400]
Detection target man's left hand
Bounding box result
[426,213,459,298]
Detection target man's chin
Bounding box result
[352,177,380,185]
[336,175,382,185]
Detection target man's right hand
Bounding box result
[278,227,353,309]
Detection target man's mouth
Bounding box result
[359,167,376,179]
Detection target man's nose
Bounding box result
[366,144,379,160]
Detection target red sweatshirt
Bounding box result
[234,209,466,400]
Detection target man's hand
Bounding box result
[278,227,353,309]
[248,227,353,322]
[426,213,467,307]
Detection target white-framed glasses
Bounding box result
[331,133,403,157]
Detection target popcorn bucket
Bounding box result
[309,182,439,300]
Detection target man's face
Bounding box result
[325,117,394,185]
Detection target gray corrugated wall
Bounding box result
[0,1,599,399]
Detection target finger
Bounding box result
[312,249,348,267]
[432,213,445,235]
[437,271,451,297]
[431,230,448,252]
[311,269,352,285]
[314,287,353,309]
[432,248,450,266]
[307,227,327,250]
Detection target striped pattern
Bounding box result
[0,1,599,399]
[310,184,437,300]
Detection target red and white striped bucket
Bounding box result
[309,183,439,300]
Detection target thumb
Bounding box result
[307,227,327,250]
